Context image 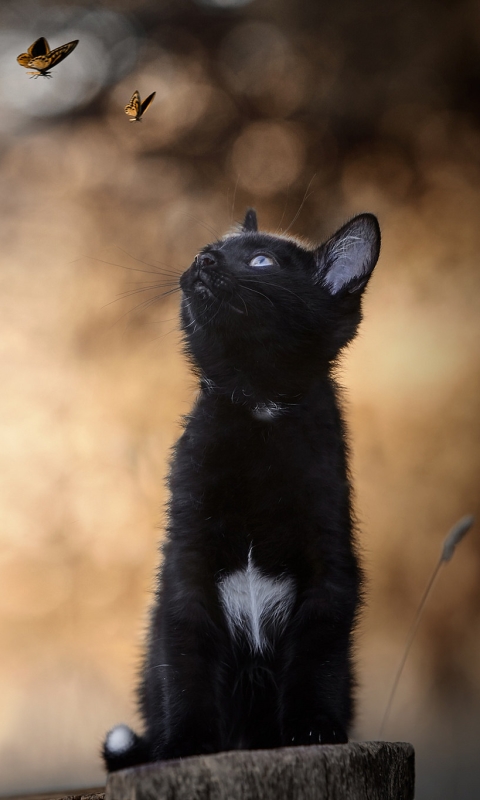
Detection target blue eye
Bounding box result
[249,254,275,268]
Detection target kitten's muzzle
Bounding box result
[196,268,229,295]
[181,251,246,313]
[184,251,233,298]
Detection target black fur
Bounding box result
[103,209,380,770]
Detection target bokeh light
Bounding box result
[219,22,308,115]
[230,121,305,195]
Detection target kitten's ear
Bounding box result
[242,208,258,233]
[315,214,380,295]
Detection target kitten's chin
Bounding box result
[182,292,245,328]
[192,279,215,300]
[181,296,198,327]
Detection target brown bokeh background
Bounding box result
[0,1,479,797]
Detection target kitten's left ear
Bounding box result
[242,208,258,233]
[315,213,380,295]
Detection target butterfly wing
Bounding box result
[45,40,79,69]
[125,90,141,118]
[27,55,52,71]
[18,36,51,68]
[29,37,50,57]
[140,92,156,117]
[17,52,32,67]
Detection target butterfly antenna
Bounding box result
[378,514,475,739]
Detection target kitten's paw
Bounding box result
[161,734,220,760]
[160,716,221,760]
[283,715,348,746]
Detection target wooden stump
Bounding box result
[106,741,415,800]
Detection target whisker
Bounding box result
[141,316,179,326]
[103,286,180,313]
[240,283,275,308]
[113,247,182,277]
[240,277,308,305]
[282,174,317,235]
[274,190,291,234]
[212,297,231,324]
[182,299,200,332]
[238,294,248,315]
[121,276,178,286]
[183,214,221,240]
[115,282,179,300]
[151,321,182,341]
[127,289,181,314]
[231,174,240,226]
[74,255,175,279]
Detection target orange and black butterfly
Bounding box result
[17,37,78,78]
[124,90,156,122]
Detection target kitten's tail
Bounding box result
[103,724,151,772]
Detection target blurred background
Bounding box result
[0,0,479,797]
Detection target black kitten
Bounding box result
[103,208,380,770]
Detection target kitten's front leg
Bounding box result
[279,593,355,746]
[145,597,225,760]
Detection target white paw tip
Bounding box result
[106,724,135,754]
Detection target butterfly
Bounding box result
[124,90,156,122]
[17,37,78,78]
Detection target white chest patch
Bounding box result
[251,402,284,422]
[218,548,296,654]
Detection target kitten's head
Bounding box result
[180,209,380,405]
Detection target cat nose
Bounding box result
[197,252,217,269]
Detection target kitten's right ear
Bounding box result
[242,208,258,233]
[315,213,380,296]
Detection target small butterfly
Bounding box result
[124,90,156,122]
[17,37,78,78]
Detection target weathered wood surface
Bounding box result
[106,741,415,800]
[2,791,104,800]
